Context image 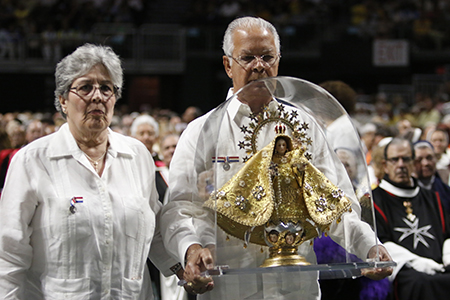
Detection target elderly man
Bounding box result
[414,140,450,215]
[373,138,450,300]
[162,16,392,300]
[427,128,450,184]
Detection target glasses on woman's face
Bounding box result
[70,83,118,101]
[228,53,280,70]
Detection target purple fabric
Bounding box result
[314,235,391,300]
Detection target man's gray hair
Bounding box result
[414,140,434,152]
[384,137,415,160]
[222,16,281,57]
[54,43,123,118]
[130,114,159,137]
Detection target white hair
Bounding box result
[359,123,376,135]
[130,115,159,137]
[222,16,281,57]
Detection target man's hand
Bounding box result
[183,244,215,295]
[362,245,394,280]
[408,257,445,275]
[443,239,450,267]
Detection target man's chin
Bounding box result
[422,170,434,178]
[396,178,412,186]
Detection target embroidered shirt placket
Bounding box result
[98,160,113,298]
[51,158,72,279]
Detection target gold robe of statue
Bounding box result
[204,134,352,247]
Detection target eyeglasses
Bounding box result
[228,53,280,70]
[386,156,413,164]
[70,83,118,101]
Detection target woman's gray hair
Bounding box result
[54,43,123,118]
[222,16,281,57]
[130,114,159,137]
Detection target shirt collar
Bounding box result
[47,123,135,159]
[379,177,420,198]
[46,123,81,159]
[226,87,279,125]
[227,88,251,124]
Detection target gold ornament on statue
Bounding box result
[204,104,352,267]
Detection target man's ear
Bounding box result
[223,55,232,79]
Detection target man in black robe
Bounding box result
[373,138,450,300]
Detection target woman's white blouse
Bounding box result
[0,123,176,299]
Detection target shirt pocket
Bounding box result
[121,276,144,299]
[47,197,93,241]
[41,276,91,300]
[121,196,154,240]
[121,196,155,278]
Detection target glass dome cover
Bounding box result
[189,76,394,278]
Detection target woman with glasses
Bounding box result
[0,44,183,299]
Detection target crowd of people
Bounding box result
[356,92,450,188]
[2,0,450,62]
[0,104,202,191]
[2,12,450,300]
[186,0,450,50]
[0,0,145,60]
[1,68,450,299]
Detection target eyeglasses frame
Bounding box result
[228,53,281,70]
[69,84,119,102]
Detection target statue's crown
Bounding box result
[275,123,286,135]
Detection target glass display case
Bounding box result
[183,77,395,297]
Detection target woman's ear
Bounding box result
[59,95,67,114]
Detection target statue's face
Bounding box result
[269,231,278,242]
[276,139,287,155]
[285,233,294,245]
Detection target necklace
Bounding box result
[85,150,107,172]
